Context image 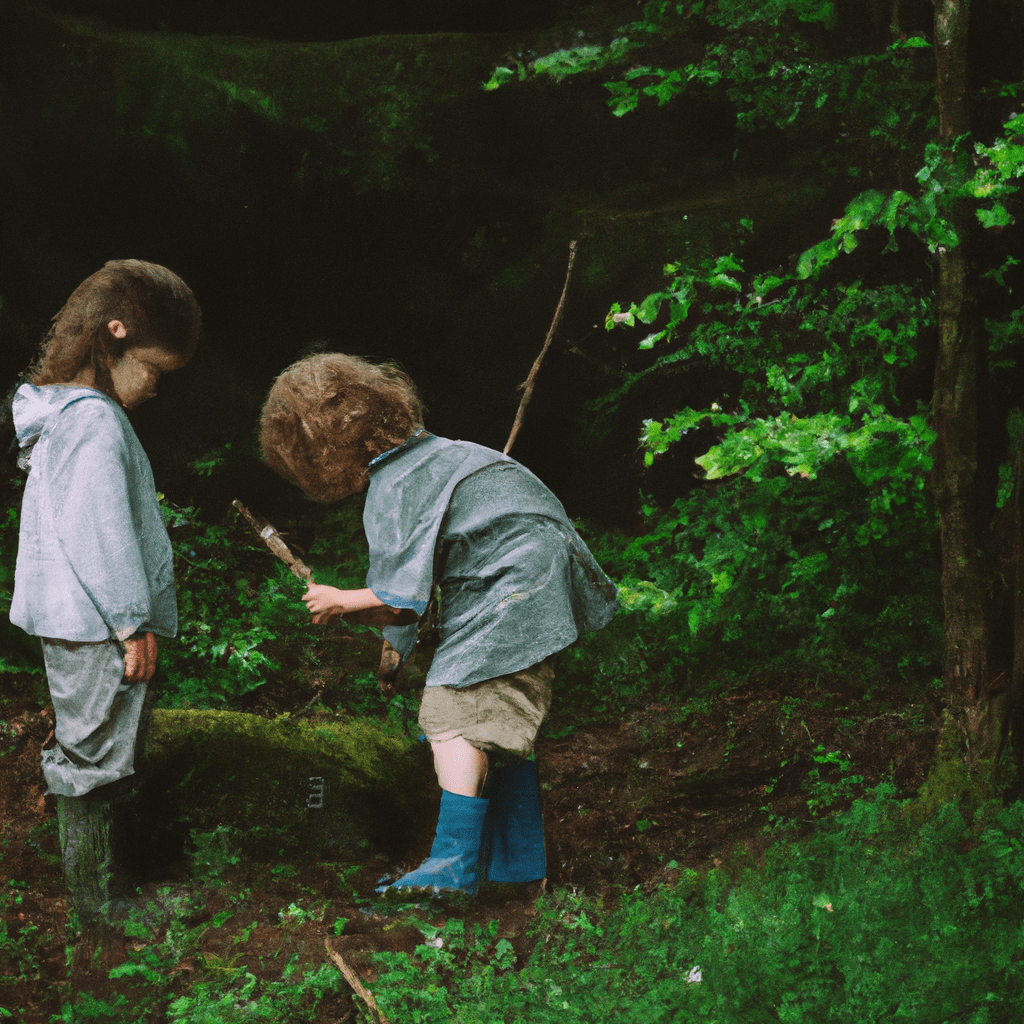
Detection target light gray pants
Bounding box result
[40,638,148,798]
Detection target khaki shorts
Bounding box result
[418,658,555,758]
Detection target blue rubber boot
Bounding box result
[483,759,546,883]
[377,789,489,895]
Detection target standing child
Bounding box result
[260,352,618,894]
[10,259,201,917]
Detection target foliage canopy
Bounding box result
[490,0,1024,702]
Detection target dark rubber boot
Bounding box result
[377,789,489,895]
[483,758,546,883]
[56,792,116,922]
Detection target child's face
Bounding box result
[108,343,184,410]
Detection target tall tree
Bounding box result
[927,0,1007,796]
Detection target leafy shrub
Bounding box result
[159,498,372,710]
[559,452,943,718]
[369,787,1024,1022]
[557,237,950,702]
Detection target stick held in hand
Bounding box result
[232,499,314,585]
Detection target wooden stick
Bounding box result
[504,239,579,456]
[232,499,314,585]
[324,939,393,1024]
[234,498,409,696]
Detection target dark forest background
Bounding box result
[2,0,714,525]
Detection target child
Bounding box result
[10,259,201,915]
[260,352,618,894]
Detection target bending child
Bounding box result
[260,353,618,895]
[10,259,201,916]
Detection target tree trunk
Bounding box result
[1010,446,1024,782]
[924,0,1012,808]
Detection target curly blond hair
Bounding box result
[29,260,201,396]
[260,353,424,502]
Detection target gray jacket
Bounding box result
[365,432,618,688]
[10,384,177,642]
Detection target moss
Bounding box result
[136,709,435,867]
[910,717,973,825]
[149,708,415,787]
[910,698,1017,825]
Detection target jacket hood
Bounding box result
[12,384,111,467]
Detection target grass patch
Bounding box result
[369,786,1024,1022]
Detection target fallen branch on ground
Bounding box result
[325,939,393,1024]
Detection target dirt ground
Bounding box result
[0,666,941,1022]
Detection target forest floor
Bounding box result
[0,660,942,1022]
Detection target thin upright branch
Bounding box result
[504,240,579,455]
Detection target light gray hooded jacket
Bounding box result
[365,432,619,688]
[10,384,177,642]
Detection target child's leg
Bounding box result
[483,757,546,882]
[41,638,147,796]
[430,736,488,797]
[420,661,554,887]
[377,662,553,894]
[375,691,491,894]
[376,737,489,895]
[40,638,149,921]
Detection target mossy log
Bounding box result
[131,710,435,872]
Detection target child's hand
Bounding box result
[123,632,158,682]
[302,584,347,624]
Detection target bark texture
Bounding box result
[926,0,1013,803]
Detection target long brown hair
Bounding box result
[260,353,424,502]
[29,259,201,397]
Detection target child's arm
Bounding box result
[302,585,418,626]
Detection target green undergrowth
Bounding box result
[555,459,943,729]
[157,495,378,712]
[52,890,350,1022]
[368,786,1024,1023]
[15,768,1024,1024]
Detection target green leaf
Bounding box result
[533,46,605,80]
[977,203,1015,229]
[891,35,931,49]
[109,962,165,984]
[605,80,640,116]
[637,291,667,323]
[483,66,516,91]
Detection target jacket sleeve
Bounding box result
[46,399,153,641]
